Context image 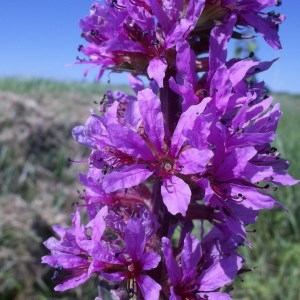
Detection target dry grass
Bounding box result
[0,81,102,299]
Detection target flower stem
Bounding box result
[160,76,182,135]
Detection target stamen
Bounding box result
[110,0,125,9]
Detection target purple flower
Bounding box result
[100,218,161,300]
[77,164,153,220]
[162,233,243,299]
[74,88,213,216]
[197,0,285,50]
[77,0,205,86]
[41,207,108,291]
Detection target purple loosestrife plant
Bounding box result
[43,0,298,299]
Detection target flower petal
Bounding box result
[54,272,89,291]
[181,234,201,278]
[147,58,167,88]
[178,148,213,175]
[106,122,153,160]
[161,176,191,216]
[198,255,243,291]
[138,88,165,151]
[140,251,161,270]
[137,275,161,300]
[102,165,153,192]
[171,98,210,156]
[124,218,145,260]
[162,237,182,285]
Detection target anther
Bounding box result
[51,270,60,282]
[249,51,255,58]
[201,89,208,96]
[90,29,99,37]
[268,11,275,16]
[128,288,135,298]
[110,0,125,9]
[151,39,159,46]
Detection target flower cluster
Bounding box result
[43,0,297,299]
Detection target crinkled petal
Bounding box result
[171,98,210,156]
[271,172,299,186]
[178,148,213,175]
[165,19,192,48]
[54,272,89,291]
[41,254,87,269]
[214,147,257,180]
[162,237,183,285]
[150,0,182,32]
[210,66,232,113]
[72,125,95,147]
[208,14,237,80]
[124,218,145,260]
[185,0,205,25]
[102,165,153,192]
[124,100,142,130]
[140,251,161,270]
[90,206,108,242]
[147,58,167,88]
[229,184,276,210]
[137,275,161,300]
[181,234,201,278]
[198,255,243,291]
[242,12,282,49]
[161,176,191,216]
[138,88,165,151]
[105,123,153,160]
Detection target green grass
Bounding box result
[0,79,299,299]
[0,77,130,97]
[232,93,300,300]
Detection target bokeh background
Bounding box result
[0,1,299,299]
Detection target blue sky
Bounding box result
[0,1,300,94]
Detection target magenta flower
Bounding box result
[162,233,243,299]
[197,0,284,50]
[78,0,205,86]
[42,207,108,291]
[74,88,213,216]
[99,218,161,300]
[42,0,296,298]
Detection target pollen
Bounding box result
[163,162,172,171]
